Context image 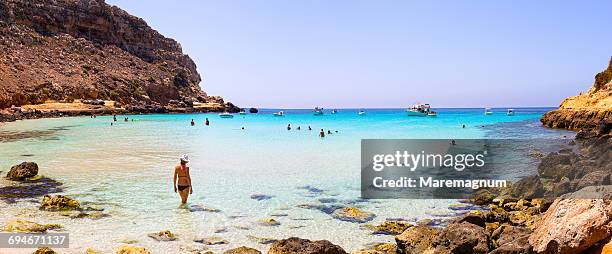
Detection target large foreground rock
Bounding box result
[224,246,262,254]
[432,221,489,254]
[5,162,38,180]
[268,237,347,254]
[529,186,612,254]
[395,225,438,254]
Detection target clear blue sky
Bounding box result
[107,0,612,108]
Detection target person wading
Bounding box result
[174,154,193,204]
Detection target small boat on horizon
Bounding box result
[507,109,515,116]
[273,111,285,117]
[484,108,493,115]
[313,107,324,116]
[331,109,338,114]
[219,112,234,118]
[406,103,432,116]
[239,110,246,115]
[358,110,366,116]
[427,111,437,117]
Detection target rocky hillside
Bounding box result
[541,57,612,136]
[0,0,236,111]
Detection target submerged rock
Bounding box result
[395,225,438,254]
[268,237,347,254]
[194,236,229,245]
[250,194,273,201]
[370,221,413,235]
[189,204,221,213]
[247,235,277,244]
[2,220,60,233]
[331,207,375,223]
[147,230,177,241]
[40,194,81,211]
[224,246,261,254]
[257,218,281,226]
[85,247,102,254]
[6,162,38,180]
[116,245,151,254]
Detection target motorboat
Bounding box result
[427,111,437,117]
[219,112,234,118]
[406,103,432,116]
[484,108,493,115]
[313,107,324,115]
[358,110,366,116]
[507,109,515,116]
[331,109,338,114]
[239,110,246,115]
[273,111,285,117]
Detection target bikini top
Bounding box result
[177,166,189,178]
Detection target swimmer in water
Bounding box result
[320,129,325,138]
[327,130,332,134]
[297,126,301,130]
[191,119,195,126]
[205,118,209,126]
[308,126,312,131]
[287,124,291,130]
[173,154,193,204]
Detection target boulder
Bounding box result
[489,236,533,254]
[6,162,38,180]
[224,246,262,254]
[33,247,57,254]
[40,194,81,211]
[331,207,375,223]
[529,187,612,254]
[249,108,259,113]
[472,188,498,205]
[431,222,489,254]
[395,225,438,254]
[257,218,281,226]
[576,171,611,191]
[116,245,151,254]
[268,237,347,254]
[511,176,544,199]
[194,236,229,245]
[371,220,413,235]
[147,230,177,241]
[537,153,576,180]
[247,235,277,244]
[494,225,532,247]
[2,220,60,233]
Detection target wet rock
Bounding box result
[257,218,281,226]
[297,203,345,214]
[224,246,261,254]
[60,210,110,219]
[86,247,102,254]
[268,237,347,254]
[431,221,489,254]
[116,245,151,254]
[194,236,229,245]
[371,220,413,235]
[511,176,544,199]
[529,187,612,254]
[147,230,177,241]
[457,212,486,228]
[189,204,221,213]
[250,194,273,201]
[331,207,375,223]
[537,153,576,180]
[33,247,57,254]
[298,185,325,194]
[395,225,438,254]
[489,236,533,254]
[355,243,398,254]
[494,225,532,247]
[530,149,544,158]
[2,220,61,233]
[40,194,80,211]
[247,235,277,244]
[576,171,611,190]
[6,162,38,180]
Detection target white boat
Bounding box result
[406,103,432,116]
[358,110,366,116]
[331,109,338,114]
[484,108,493,115]
[239,110,246,115]
[273,111,285,117]
[219,112,234,118]
[313,107,324,115]
[507,109,515,116]
[427,111,437,117]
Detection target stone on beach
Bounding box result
[268,237,347,254]
[431,221,490,254]
[116,245,151,254]
[33,247,57,254]
[250,194,273,201]
[189,204,221,213]
[369,220,413,235]
[6,161,38,180]
[395,225,438,254]
[2,220,61,233]
[40,194,81,211]
[224,246,262,254]
[194,236,229,245]
[247,235,278,244]
[147,229,177,241]
[257,218,281,226]
[331,207,375,223]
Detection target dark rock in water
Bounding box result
[249,108,259,114]
[317,198,338,203]
[189,204,221,213]
[370,221,413,235]
[489,236,533,254]
[225,246,261,254]
[247,235,278,244]
[395,225,438,254]
[456,213,486,228]
[431,221,489,254]
[194,236,229,245]
[0,177,62,203]
[296,203,345,214]
[268,237,347,254]
[298,185,324,193]
[6,161,38,180]
[250,194,273,201]
[147,230,177,241]
[40,194,81,211]
[331,207,375,223]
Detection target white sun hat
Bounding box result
[180,154,190,163]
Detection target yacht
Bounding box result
[239,110,246,115]
[484,108,493,115]
[507,109,515,116]
[406,103,432,116]
[358,110,366,116]
[219,112,234,118]
[313,107,324,116]
[273,111,285,117]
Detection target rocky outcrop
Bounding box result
[2,220,61,233]
[5,161,38,180]
[40,194,81,211]
[331,207,375,223]
[395,225,438,254]
[0,0,236,112]
[147,230,177,241]
[541,57,612,136]
[268,237,347,254]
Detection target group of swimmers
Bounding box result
[286,123,338,138]
[108,114,134,125]
[191,118,210,126]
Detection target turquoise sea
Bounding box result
[0,108,574,253]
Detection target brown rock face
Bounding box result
[541,57,612,135]
[395,225,439,254]
[5,161,38,180]
[268,237,347,254]
[528,187,612,254]
[0,0,228,109]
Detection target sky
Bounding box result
[107,0,612,108]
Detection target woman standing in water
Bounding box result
[174,154,193,204]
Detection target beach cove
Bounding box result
[0,108,573,253]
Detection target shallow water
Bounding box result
[0,108,573,253]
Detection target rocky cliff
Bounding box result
[0,0,235,111]
[541,57,612,136]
